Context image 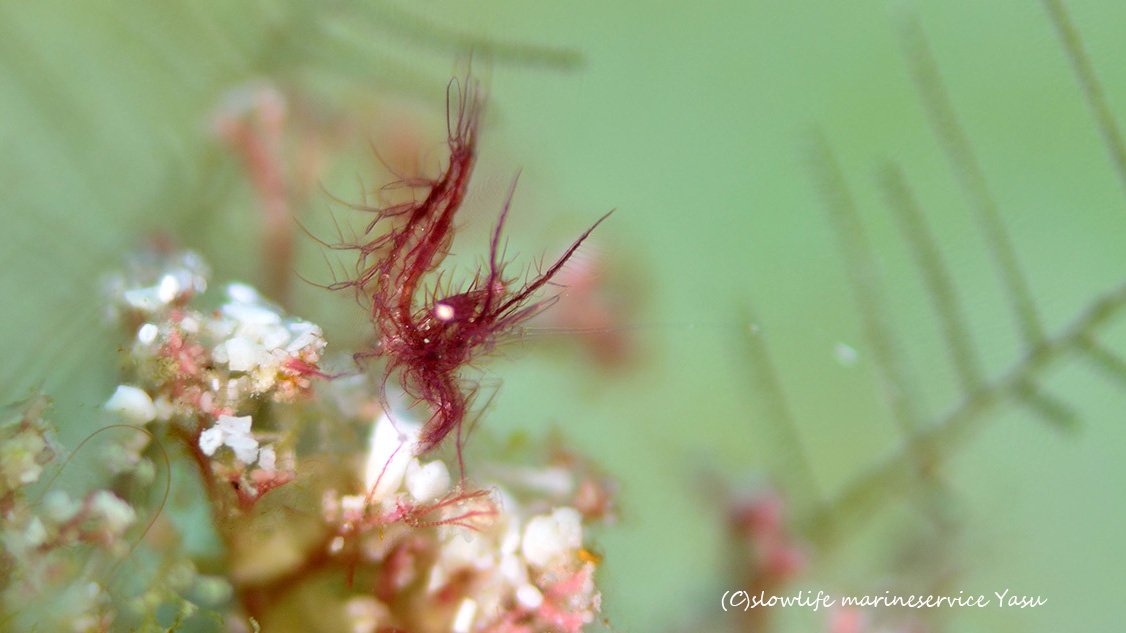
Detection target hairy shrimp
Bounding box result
[331,77,610,455]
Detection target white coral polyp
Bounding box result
[42,490,81,524]
[286,321,323,353]
[515,583,545,610]
[405,458,451,502]
[113,256,327,425]
[225,433,260,464]
[217,414,252,436]
[451,598,477,633]
[226,282,260,304]
[104,385,157,425]
[136,323,159,344]
[157,274,181,304]
[199,427,224,456]
[199,414,260,464]
[1,431,49,490]
[207,284,325,386]
[363,414,420,502]
[222,299,282,326]
[88,490,137,537]
[222,336,264,372]
[257,445,277,471]
[325,424,604,633]
[521,507,584,568]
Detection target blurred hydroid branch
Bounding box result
[693,3,1126,632]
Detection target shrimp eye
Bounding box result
[434,303,456,322]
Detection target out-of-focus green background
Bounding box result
[2,1,1124,632]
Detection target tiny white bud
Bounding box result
[91,490,137,534]
[363,414,420,502]
[500,517,523,556]
[157,274,181,303]
[451,599,477,633]
[515,583,544,610]
[104,385,157,424]
[217,414,253,435]
[43,490,81,523]
[123,287,161,312]
[153,396,175,421]
[24,516,47,548]
[199,427,224,456]
[521,507,583,568]
[340,494,366,515]
[180,316,200,333]
[344,597,384,633]
[225,434,259,464]
[226,282,260,304]
[257,445,277,471]
[498,553,527,584]
[222,301,281,325]
[224,337,262,372]
[286,322,324,353]
[404,458,450,502]
[137,323,159,345]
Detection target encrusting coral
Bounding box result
[10,239,610,633]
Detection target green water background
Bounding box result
[2,1,1124,631]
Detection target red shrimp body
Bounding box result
[341,78,609,455]
[369,86,479,345]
